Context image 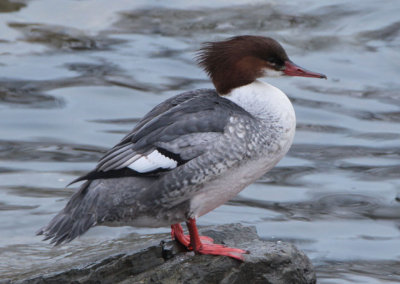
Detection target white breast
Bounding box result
[224,80,296,131]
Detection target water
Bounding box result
[1,0,399,282]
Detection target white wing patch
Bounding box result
[128,150,178,173]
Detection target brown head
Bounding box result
[197,35,326,95]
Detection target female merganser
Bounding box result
[38,35,326,261]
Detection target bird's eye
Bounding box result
[267,58,278,66]
[266,57,284,69]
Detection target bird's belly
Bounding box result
[190,120,295,218]
[189,152,284,218]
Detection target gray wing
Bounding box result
[39,89,253,245]
[75,89,252,182]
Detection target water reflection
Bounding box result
[0,0,26,13]
[8,22,124,51]
[233,192,400,221]
[0,79,65,108]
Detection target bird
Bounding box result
[37,35,326,261]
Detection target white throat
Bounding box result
[224,80,296,124]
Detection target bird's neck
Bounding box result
[224,80,295,121]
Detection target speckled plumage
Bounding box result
[38,80,295,245]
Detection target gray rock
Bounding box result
[22,224,316,284]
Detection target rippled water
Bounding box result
[1,0,399,282]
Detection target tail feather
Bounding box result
[37,181,98,246]
[37,176,153,245]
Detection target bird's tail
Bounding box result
[37,181,98,245]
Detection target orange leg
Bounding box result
[171,218,248,261]
[171,223,213,249]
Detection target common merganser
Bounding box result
[37,35,326,261]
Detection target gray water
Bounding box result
[0,0,399,282]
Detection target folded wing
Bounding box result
[73,89,251,183]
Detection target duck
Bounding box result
[37,35,326,261]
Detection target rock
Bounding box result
[21,224,316,284]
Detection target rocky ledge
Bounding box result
[22,224,316,284]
